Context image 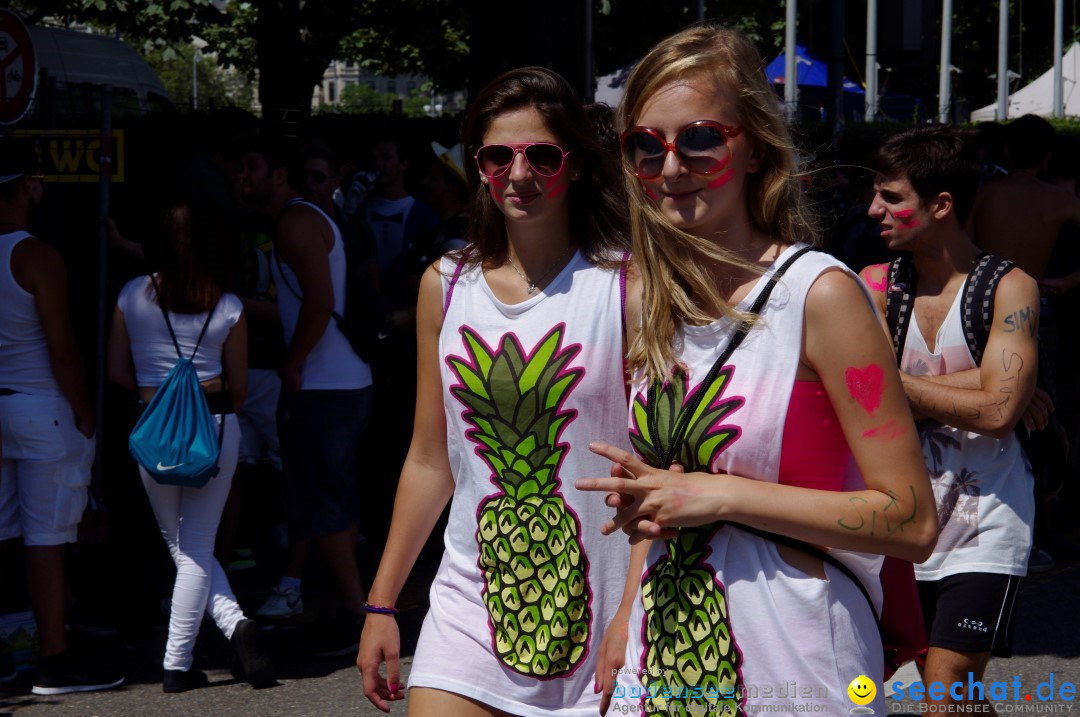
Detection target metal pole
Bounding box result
[697,0,705,22]
[94,86,112,488]
[866,0,878,122]
[939,0,953,123]
[997,0,1009,120]
[1054,0,1064,117]
[785,0,797,121]
[584,0,594,102]
[192,49,198,110]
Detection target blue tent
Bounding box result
[765,44,864,94]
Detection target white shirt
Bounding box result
[117,275,243,387]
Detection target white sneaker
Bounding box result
[256,586,303,619]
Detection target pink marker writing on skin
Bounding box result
[845,364,884,417]
[863,264,888,292]
[862,420,907,441]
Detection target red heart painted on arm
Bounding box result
[845,364,885,417]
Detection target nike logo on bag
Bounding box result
[156,462,184,471]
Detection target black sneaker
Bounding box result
[163,668,209,693]
[231,619,275,688]
[305,610,364,658]
[32,651,124,695]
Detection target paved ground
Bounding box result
[3,555,1079,717]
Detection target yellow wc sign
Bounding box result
[13,129,125,182]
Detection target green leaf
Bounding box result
[489,354,520,420]
[515,434,537,457]
[631,397,652,445]
[448,358,489,400]
[516,478,541,498]
[463,328,494,379]
[686,368,731,435]
[546,372,580,410]
[519,328,562,394]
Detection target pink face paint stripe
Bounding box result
[707,169,735,189]
[644,187,659,200]
[893,209,914,220]
[844,364,884,417]
[546,181,569,200]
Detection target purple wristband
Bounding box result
[364,602,399,616]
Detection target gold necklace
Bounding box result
[506,250,572,295]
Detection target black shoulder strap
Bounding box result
[884,255,916,367]
[961,252,1015,367]
[649,245,814,469]
[152,276,217,361]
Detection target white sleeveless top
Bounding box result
[408,252,632,716]
[0,231,61,395]
[900,283,1033,579]
[270,199,372,391]
[613,245,884,717]
[116,275,243,386]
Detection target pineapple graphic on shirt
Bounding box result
[628,366,746,716]
[447,324,591,677]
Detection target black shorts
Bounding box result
[917,572,1021,658]
[277,387,373,540]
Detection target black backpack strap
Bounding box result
[190,301,218,359]
[961,252,1015,367]
[649,245,813,468]
[731,523,880,622]
[884,256,916,367]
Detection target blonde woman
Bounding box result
[576,27,937,716]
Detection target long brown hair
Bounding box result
[458,67,629,269]
[151,196,235,313]
[618,26,818,381]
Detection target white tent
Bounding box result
[970,42,1080,121]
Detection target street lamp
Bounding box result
[192,36,208,110]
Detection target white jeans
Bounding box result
[139,414,245,671]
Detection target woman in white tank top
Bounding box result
[574,28,940,716]
[107,197,273,692]
[357,68,636,716]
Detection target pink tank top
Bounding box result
[777,380,850,491]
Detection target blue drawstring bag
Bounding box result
[129,292,223,488]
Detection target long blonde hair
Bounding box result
[619,26,818,381]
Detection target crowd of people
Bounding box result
[1,23,1078,716]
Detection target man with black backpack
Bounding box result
[238,136,373,656]
[860,126,1038,712]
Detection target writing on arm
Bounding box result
[837,485,919,537]
[898,271,1039,437]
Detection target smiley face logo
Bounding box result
[847,675,877,705]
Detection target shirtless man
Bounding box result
[968,114,1080,280]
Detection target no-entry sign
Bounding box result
[0,10,37,126]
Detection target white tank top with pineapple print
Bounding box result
[612,245,885,717]
[900,282,1033,580]
[407,251,632,716]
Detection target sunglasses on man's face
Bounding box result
[474,142,570,179]
[620,120,744,180]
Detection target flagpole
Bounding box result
[1053,0,1064,117]
[939,0,953,123]
[997,0,1008,120]
[785,0,797,121]
[866,0,877,122]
